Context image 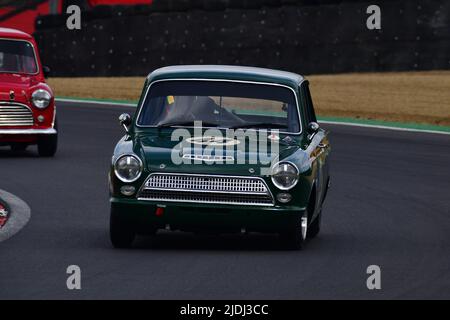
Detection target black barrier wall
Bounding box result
[34,0,450,76]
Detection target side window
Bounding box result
[302,82,317,124]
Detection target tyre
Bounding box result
[10,143,28,152]
[110,205,135,248]
[280,209,309,250]
[38,118,58,157]
[37,134,57,157]
[307,210,322,239]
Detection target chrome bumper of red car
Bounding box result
[0,128,57,135]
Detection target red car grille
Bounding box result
[0,102,34,127]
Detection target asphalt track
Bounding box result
[0,101,449,299]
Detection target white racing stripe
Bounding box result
[56,98,450,136]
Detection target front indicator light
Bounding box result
[277,193,292,203]
[120,185,136,196]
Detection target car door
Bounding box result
[301,81,330,214]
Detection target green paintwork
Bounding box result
[146,65,304,88]
[110,66,331,234]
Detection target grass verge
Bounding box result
[48,71,450,127]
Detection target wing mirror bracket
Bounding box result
[307,121,320,140]
[119,113,132,133]
[43,66,51,78]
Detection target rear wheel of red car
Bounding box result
[110,205,135,249]
[37,120,58,157]
[280,209,308,250]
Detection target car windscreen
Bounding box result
[0,40,38,74]
[137,80,301,133]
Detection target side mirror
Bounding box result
[43,66,51,78]
[119,113,132,133]
[307,122,320,134]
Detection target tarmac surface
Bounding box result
[0,101,449,299]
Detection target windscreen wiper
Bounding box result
[230,122,288,129]
[157,120,220,128]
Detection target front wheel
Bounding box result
[38,134,58,157]
[280,209,308,250]
[110,205,135,249]
[38,119,58,157]
[307,210,322,239]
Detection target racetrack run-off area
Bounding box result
[48,71,450,127]
[0,101,449,299]
[0,190,31,243]
[0,201,8,227]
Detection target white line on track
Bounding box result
[0,190,31,243]
[57,98,137,107]
[319,120,450,136]
[56,98,450,136]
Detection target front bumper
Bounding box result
[111,198,305,234]
[0,128,57,135]
[0,128,57,144]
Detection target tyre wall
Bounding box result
[34,0,450,76]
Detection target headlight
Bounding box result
[271,162,299,190]
[114,154,143,183]
[31,89,52,109]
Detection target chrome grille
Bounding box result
[144,174,268,193]
[0,102,34,127]
[139,173,274,206]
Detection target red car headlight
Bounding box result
[31,89,52,109]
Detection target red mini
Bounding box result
[0,27,57,157]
